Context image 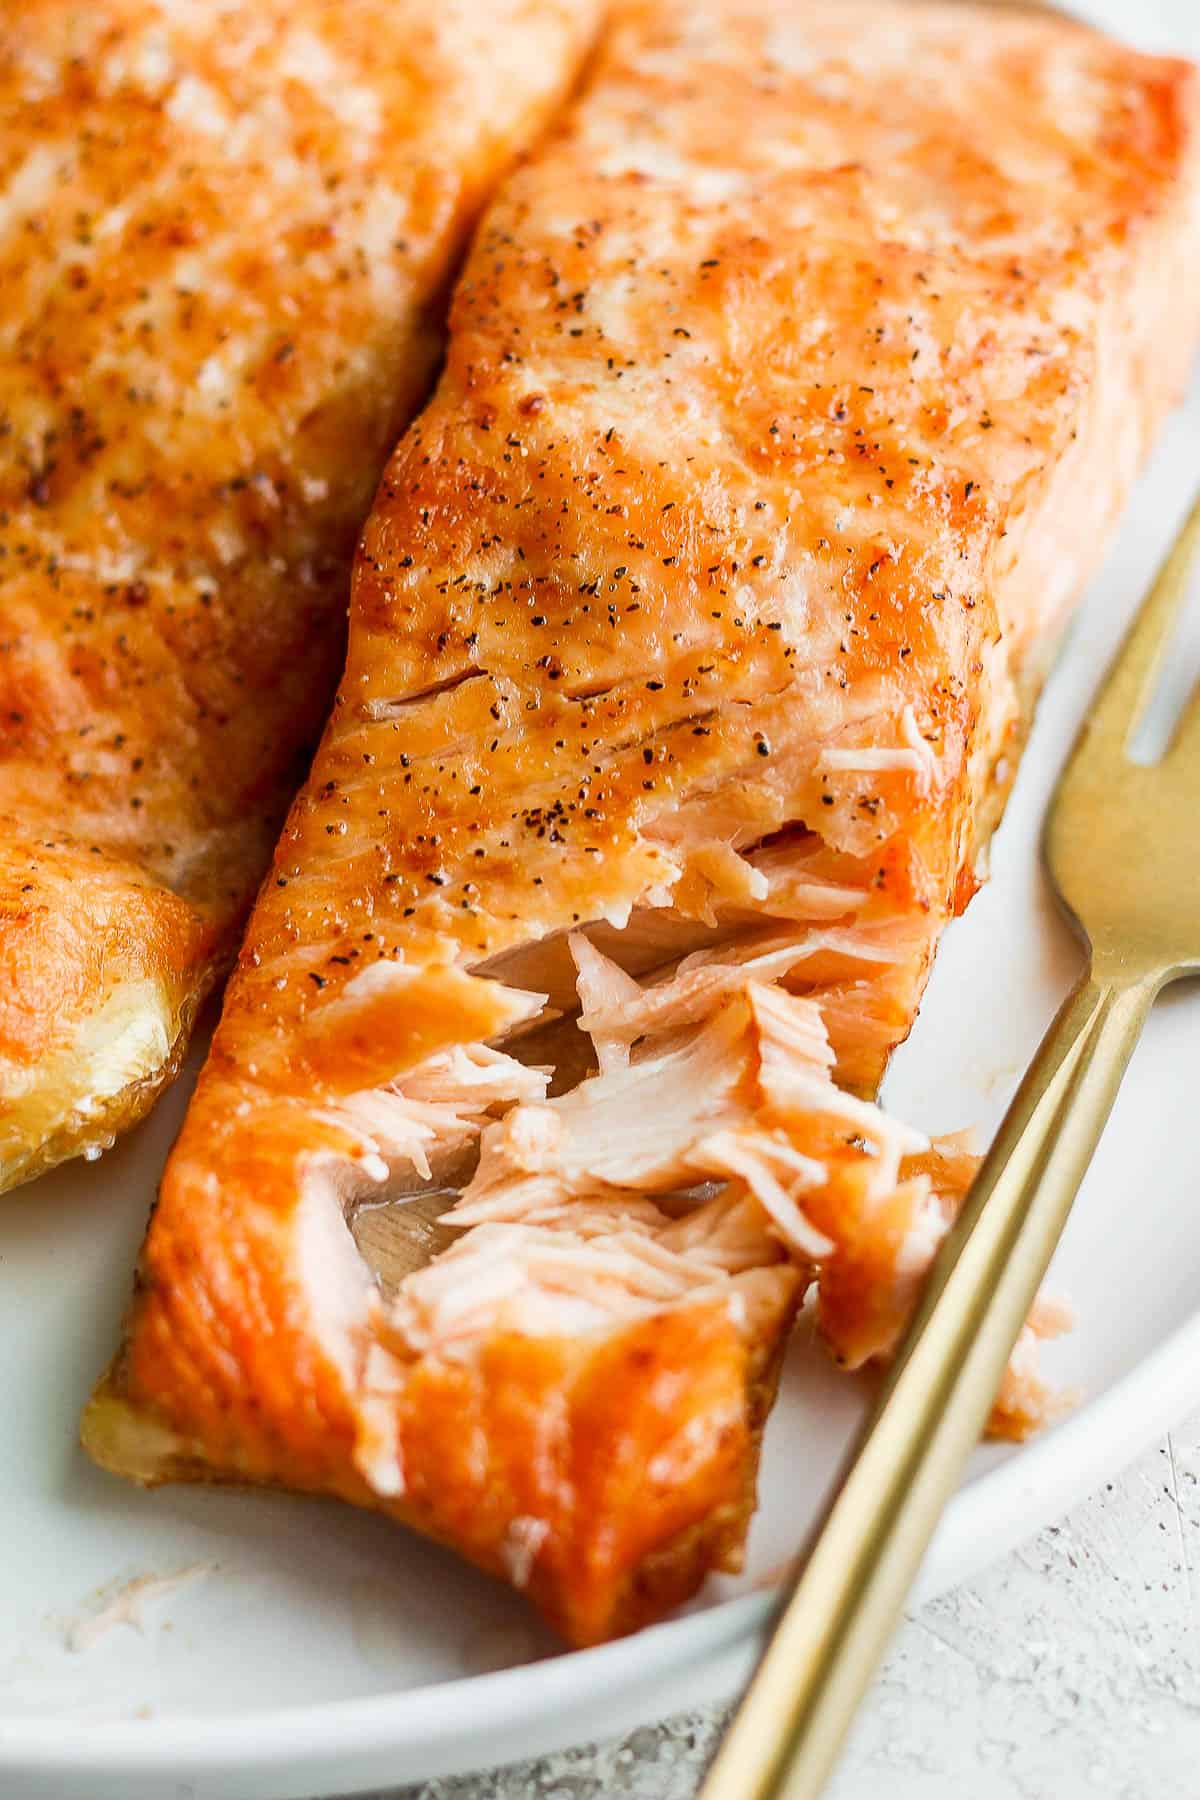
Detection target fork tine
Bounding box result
[1079,489,1200,760]
[1166,673,1200,773]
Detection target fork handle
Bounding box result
[699,966,1158,1800]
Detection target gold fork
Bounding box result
[700,494,1200,1800]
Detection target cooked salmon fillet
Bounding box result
[87,1,1200,1645]
[0,0,597,1192]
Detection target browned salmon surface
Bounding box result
[87,1,1200,1646]
[0,0,597,1190]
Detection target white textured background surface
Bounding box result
[372,1407,1200,1799]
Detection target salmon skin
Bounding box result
[87,1,1200,1647]
[0,0,598,1191]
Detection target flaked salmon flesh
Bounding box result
[0,0,599,1190]
[86,0,1200,1647]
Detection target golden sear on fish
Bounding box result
[86,0,1200,1646]
[0,0,598,1190]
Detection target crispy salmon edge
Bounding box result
[83,1280,799,1643]
[1,983,204,1193]
[0,854,219,1194]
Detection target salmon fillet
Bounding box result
[86,1,1200,1646]
[0,0,597,1191]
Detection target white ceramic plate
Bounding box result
[4,16,1200,1797]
